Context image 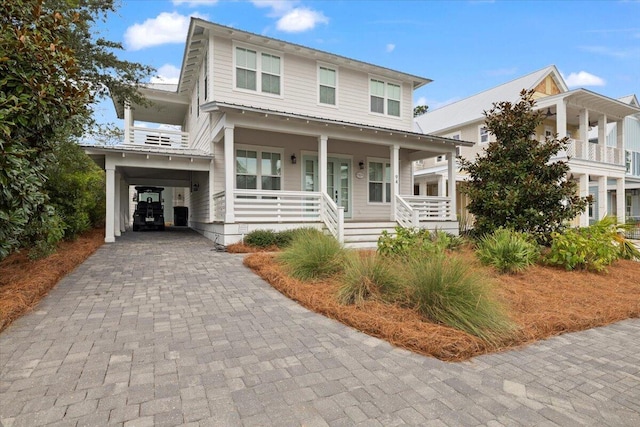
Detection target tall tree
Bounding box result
[459,89,588,241]
[0,0,152,259]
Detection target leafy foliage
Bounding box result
[377,226,463,258]
[278,229,345,281]
[337,251,400,306]
[459,90,588,242]
[244,228,316,248]
[413,105,429,117]
[0,0,151,259]
[401,253,515,345]
[545,216,640,272]
[476,228,540,274]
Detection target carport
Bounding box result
[83,144,213,242]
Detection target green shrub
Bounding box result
[377,227,462,258]
[545,216,635,272]
[279,229,345,281]
[476,228,539,273]
[337,252,400,306]
[402,253,515,344]
[23,206,65,260]
[244,229,278,248]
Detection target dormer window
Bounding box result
[234,45,282,96]
[370,78,401,117]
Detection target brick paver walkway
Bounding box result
[1,229,639,426]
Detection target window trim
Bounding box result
[317,62,338,108]
[367,157,392,204]
[235,144,284,191]
[368,75,402,119]
[232,42,284,99]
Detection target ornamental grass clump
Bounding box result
[278,229,344,281]
[337,251,400,306]
[476,228,540,274]
[402,253,515,345]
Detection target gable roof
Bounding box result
[619,94,639,107]
[178,18,432,96]
[415,65,566,134]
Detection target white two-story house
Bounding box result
[84,18,468,247]
[413,65,640,228]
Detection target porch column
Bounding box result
[556,100,567,138]
[617,178,625,224]
[598,115,607,162]
[114,172,121,237]
[390,145,400,221]
[208,159,215,222]
[447,151,457,221]
[579,173,589,227]
[437,176,446,197]
[105,166,116,243]
[224,126,235,223]
[617,120,625,166]
[119,176,127,233]
[579,109,589,141]
[318,135,328,193]
[597,175,607,220]
[123,102,132,144]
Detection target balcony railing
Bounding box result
[126,126,189,148]
[561,139,622,165]
[401,195,452,221]
[233,190,322,223]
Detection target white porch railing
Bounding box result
[212,191,225,221]
[395,195,418,228]
[320,192,344,243]
[396,196,453,223]
[563,139,622,165]
[233,190,322,223]
[126,127,189,148]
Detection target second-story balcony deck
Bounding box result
[559,138,623,166]
[125,126,189,149]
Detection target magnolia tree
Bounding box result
[459,89,588,241]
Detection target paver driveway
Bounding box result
[1,229,640,426]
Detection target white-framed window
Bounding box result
[234,44,282,96]
[479,125,489,143]
[369,78,401,117]
[626,194,632,217]
[626,150,632,174]
[368,160,391,203]
[318,65,337,106]
[203,51,209,100]
[236,147,282,191]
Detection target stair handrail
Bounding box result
[320,192,344,243]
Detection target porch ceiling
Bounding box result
[112,86,189,125]
[537,89,640,122]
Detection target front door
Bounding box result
[303,156,351,218]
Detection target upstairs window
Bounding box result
[626,150,632,174]
[479,126,489,143]
[370,79,401,117]
[235,46,282,96]
[319,66,336,105]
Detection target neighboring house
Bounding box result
[413,65,640,227]
[84,18,468,247]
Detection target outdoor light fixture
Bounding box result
[291,154,297,164]
[192,183,199,192]
[359,161,365,170]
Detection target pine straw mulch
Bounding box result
[244,250,640,362]
[0,227,105,332]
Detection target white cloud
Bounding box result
[563,71,606,87]
[124,12,204,51]
[386,43,395,53]
[150,64,181,84]
[251,0,297,14]
[173,0,218,6]
[276,8,329,32]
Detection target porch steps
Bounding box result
[342,221,397,249]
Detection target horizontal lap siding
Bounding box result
[189,170,210,222]
[212,37,414,132]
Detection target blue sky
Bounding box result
[94,0,640,126]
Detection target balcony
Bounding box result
[124,126,189,149]
[559,139,622,166]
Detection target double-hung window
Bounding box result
[479,126,489,143]
[319,66,336,105]
[235,45,282,95]
[370,79,401,117]
[236,148,281,191]
[369,161,391,203]
[626,150,632,174]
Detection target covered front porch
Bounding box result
[198,102,466,246]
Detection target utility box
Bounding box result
[174,206,188,227]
